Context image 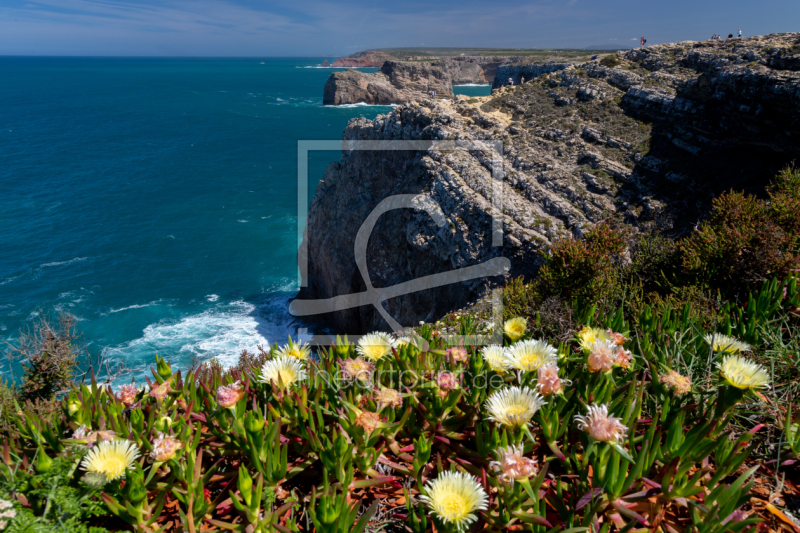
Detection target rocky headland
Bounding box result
[323,61,454,105]
[300,33,800,332]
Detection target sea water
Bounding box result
[0,57,490,383]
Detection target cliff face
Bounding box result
[301,33,800,332]
[492,62,576,88]
[444,56,529,84]
[323,61,453,105]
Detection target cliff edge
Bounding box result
[300,33,800,332]
[323,61,454,105]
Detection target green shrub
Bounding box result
[599,54,621,67]
[8,313,84,402]
[532,222,626,306]
[681,167,800,294]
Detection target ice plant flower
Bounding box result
[393,336,412,350]
[578,326,612,351]
[374,388,403,409]
[148,380,170,401]
[504,317,527,342]
[489,445,538,485]
[704,334,751,354]
[80,439,140,481]
[356,332,394,361]
[485,386,546,428]
[614,348,633,370]
[216,381,245,408]
[259,357,307,390]
[606,329,629,346]
[482,345,509,373]
[446,346,469,363]
[659,370,692,396]
[115,383,139,404]
[574,403,628,444]
[275,340,312,360]
[150,432,183,462]
[419,471,488,532]
[587,340,617,373]
[504,339,558,372]
[355,410,381,434]
[437,372,460,392]
[718,355,770,389]
[341,357,374,384]
[536,362,569,396]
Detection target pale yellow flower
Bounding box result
[718,355,770,389]
[418,471,488,532]
[504,339,558,373]
[80,440,140,481]
[356,332,394,361]
[504,317,527,342]
[704,334,751,354]
[481,345,509,373]
[485,386,546,428]
[578,327,612,351]
[275,340,312,360]
[259,357,307,390]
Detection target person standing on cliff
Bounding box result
[520,76,525,84]
[738,29,742,38]
[640,36,646,49]
[508,77,513,86]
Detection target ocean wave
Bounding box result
[323,103,399,108]
[206,294,219,302]
[40,257,88,268]
[102,297,297,384]
[108,300,165,314]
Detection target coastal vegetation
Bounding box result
[0,169,798,532]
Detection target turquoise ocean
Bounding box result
[0,57,490,383]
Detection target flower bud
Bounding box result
[156,355,172,380]
[35,445,52,474]
[67,400,81,416]
[237,465,253,505]
[244,412,265,435]
[154,415,172,432]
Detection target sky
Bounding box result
[0,0,797,56]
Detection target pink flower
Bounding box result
[587,340,616,373]
[574,403,628,444]
[445,346,469,363]
[148,380,171,401]
[115,383,139,404]
[536,363,569,396]
[437,372,459,391]
[614,348,633,370]
[489,445,538,485]
[216,381,245,409]
[150,432,183,462]
[355,411,382,434]
[606,329,629,346]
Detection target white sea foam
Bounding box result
[102,297,295,383]
[206,294,220,302]
[238,219,248,223]
[108,300,164,314]
[323,102,399,108]
[40,257,88,268]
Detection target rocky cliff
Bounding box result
[323,61,453,105]
[444,56,528,84]
[300,33,800,332]
[492,61,576,88]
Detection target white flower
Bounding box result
[418,471,488,532]
[485,386,546,428]
[504,339,558,372]
[574,403,628,444]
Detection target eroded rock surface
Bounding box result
[323,61,453,105]
[301,33,800,332]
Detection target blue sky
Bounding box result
[0,0,797,56]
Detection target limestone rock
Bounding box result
[323,61,453,106]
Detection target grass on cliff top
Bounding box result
[350,47,620,58]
